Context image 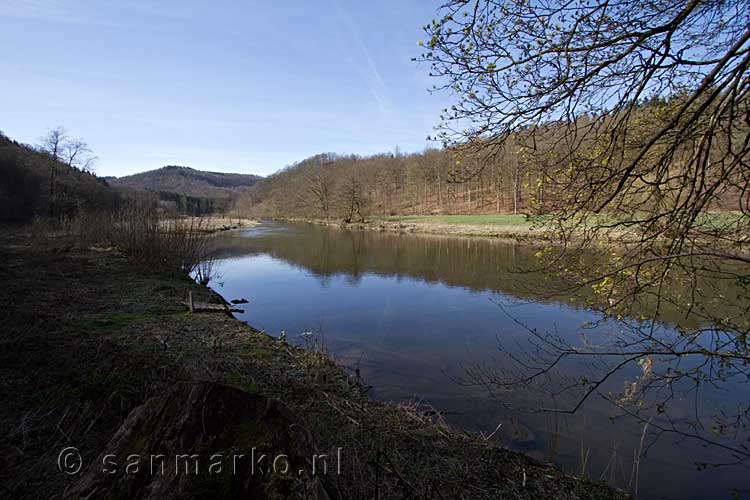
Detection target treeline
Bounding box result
[236,146,538,221]
[236,93,744,222]
[110,186,226,217]
[109,165,259,200]
[0,132,119,223]
[0,131,247,224]
[155,190,227,215]
[108,165,261,217]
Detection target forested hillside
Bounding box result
[236,147,533,221]
[109,166,261,216]
[0,131,119,223]
[237,94,745,222]
[110,165,259,199]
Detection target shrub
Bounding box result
[59,207,217,278]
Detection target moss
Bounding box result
[225,372,259,394]
[124,435,149,456]
[234,418,272,449]
[237,346,274,362]
[251,347,274,361]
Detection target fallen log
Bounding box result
[184,291,244,313]
[182,300,244,313]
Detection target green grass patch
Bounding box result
[380,214,530,226]
[378,211,747,230]
[234,418,272,448]
[238,346,274,361]
[226,372,259,393]
[696,211,748,228]
[75,312,153,334]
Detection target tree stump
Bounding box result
[64,382,337,500]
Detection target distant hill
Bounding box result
[109,166,260,200]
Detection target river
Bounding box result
[208,221,749,500]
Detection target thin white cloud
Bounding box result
[0,0,191,27]
[332,0,390,116]
[0,0,118,26]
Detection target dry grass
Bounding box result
[30,207,218,277]
[174,216,260,232]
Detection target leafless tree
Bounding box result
[64,139,98,174]
[38,127,99,216]
[306,171,332,219]
[418,0,750,462]
[38,127,67,214]
[340,173,367,223]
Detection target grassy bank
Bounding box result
[301,212,748,244]
[0,228,628,499]
[377,214,534,238]
[381,214,530,226]
[311,214,539,240]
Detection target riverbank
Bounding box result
[0,229,628,499]
[178,216,260,233]
[370,214,538,239]
[289,214,541,241]
[289,212,748,248]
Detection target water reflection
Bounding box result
[209,221,748,500]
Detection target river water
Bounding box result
[208,221,749,499]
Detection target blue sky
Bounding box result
[0,1,449,177]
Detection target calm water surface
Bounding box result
[209,221,748,500]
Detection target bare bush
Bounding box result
[53,207,217,278]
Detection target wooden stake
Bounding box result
[188,291,194,313]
